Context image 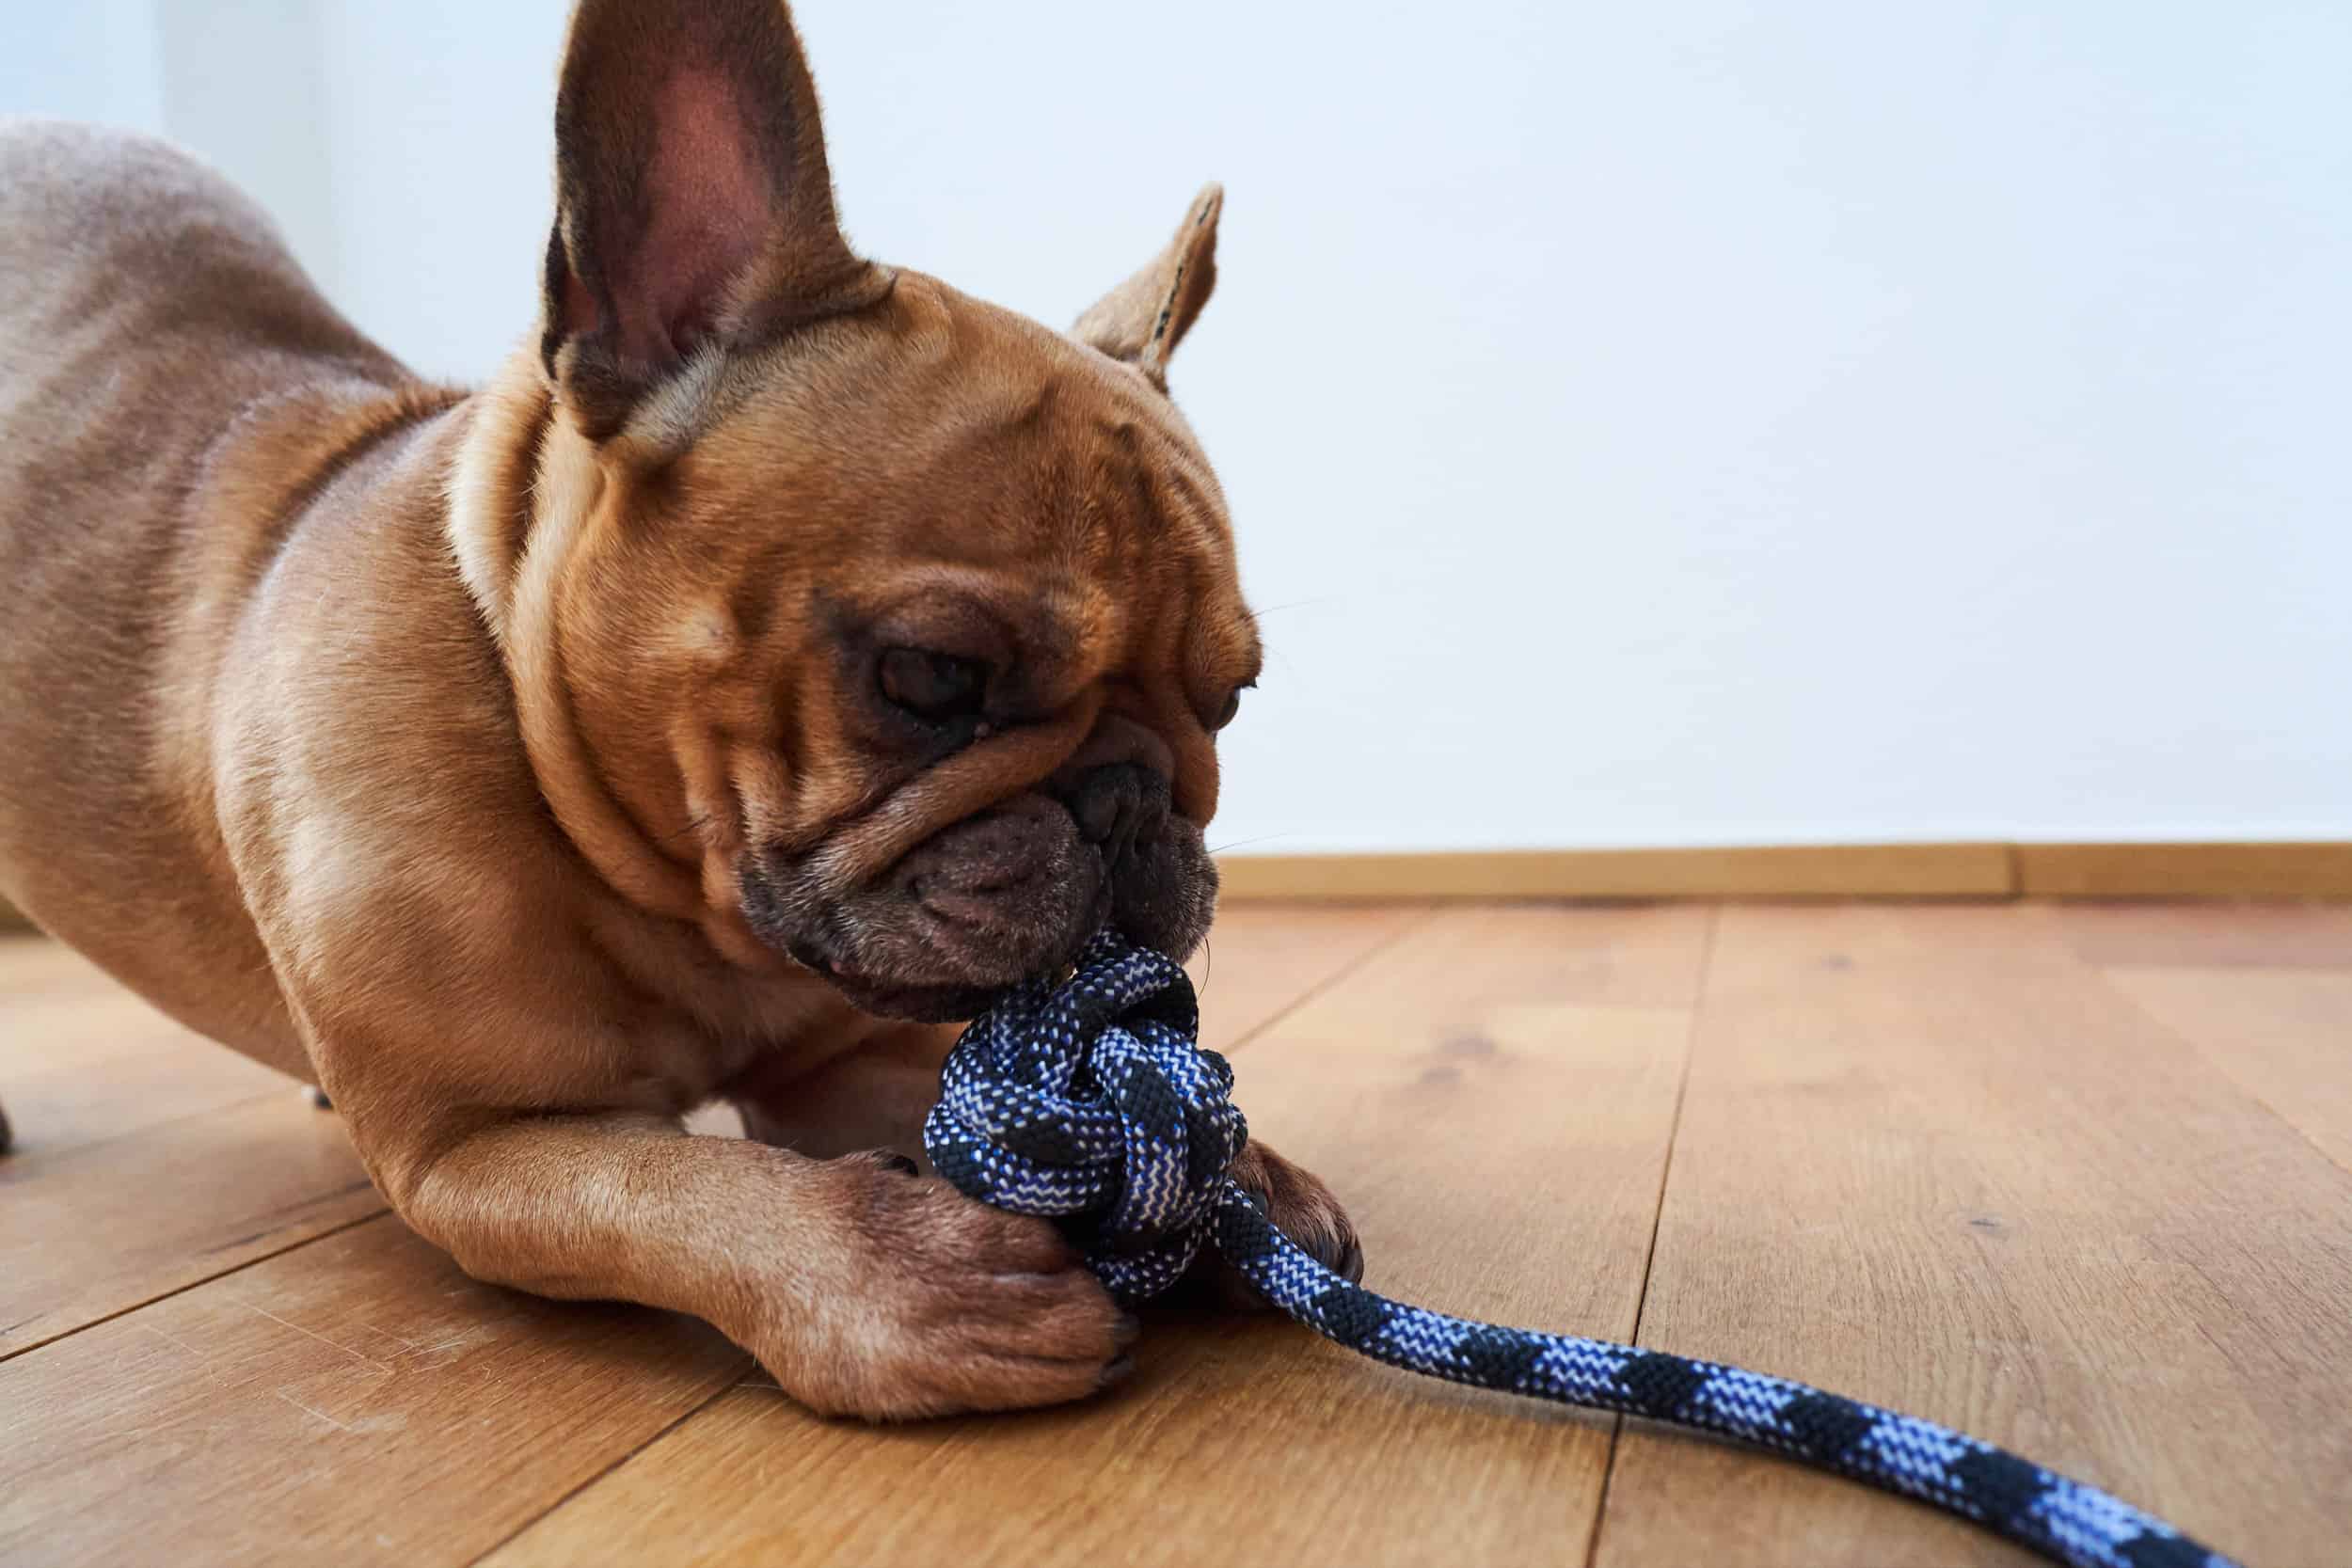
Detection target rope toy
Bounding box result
[924,928,2238,1568]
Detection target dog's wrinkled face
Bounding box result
[507,2,1255,1019]
[571,282,1256,1019]
[731,303,1252,1018]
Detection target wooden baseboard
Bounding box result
[1216,844,2015,901]
[1217,843,2352,902]
[2012,842,2352,899]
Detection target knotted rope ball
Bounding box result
[922,928,2235,1568]
[923,929,1246,1305]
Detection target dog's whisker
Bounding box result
[1207,832,1296,855]
[1242,596,1336,623]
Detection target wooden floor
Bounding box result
[3,902,2347,1566]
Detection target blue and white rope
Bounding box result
[923,929,2238,1568]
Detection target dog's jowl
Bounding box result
[0,0,1358,1418]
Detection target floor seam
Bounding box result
[1581,901,1718,1568]
[464,1374,746,1564]
[7,1082,312,1169]
[1212,905,1443,1057]
[2090,964,2352,1182]
[0,1207,392,1367]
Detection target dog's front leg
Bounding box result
[370,1110,1133,1419]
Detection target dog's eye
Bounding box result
[1211,682,1251,731]
[879,647,988,721]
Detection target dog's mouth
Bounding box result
[740,791,1216,1022]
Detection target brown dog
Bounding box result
[0,0,1358,1418]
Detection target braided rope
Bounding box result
[924,929,2240,1568]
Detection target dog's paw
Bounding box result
[749,1150,1134,1421]
[1186,1139,1362,1309]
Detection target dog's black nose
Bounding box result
[1057,762,1170,869]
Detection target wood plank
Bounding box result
[0,931,114,995]
[0,939,294,1157]
[1593,905,2352,1568]
[2104,965,2352,1174]
[0,1217,747,1567]
[1,1092,383,1357]
[2018,842,2352,898]
[2045,900,2352,970]
[1,1032,289,1157]
[1217,844,2015,901]
[1184,901,1430,1051]
[482,905,1712,1568]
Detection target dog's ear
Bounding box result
[1072,184,1223,388]
[540,0,884,439]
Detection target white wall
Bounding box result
[154,0,339,289]
[2,1,165,134]
[8,1,2348,852]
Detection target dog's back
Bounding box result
[0,120,440,1061]
[0,119,405,473]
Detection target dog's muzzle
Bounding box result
[739,772,1217,1022]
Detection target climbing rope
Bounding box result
[923,928,2238,1568]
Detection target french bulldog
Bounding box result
[0,0,1359,1418]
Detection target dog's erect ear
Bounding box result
[541,0,884,439]
[1072,184,1223,388]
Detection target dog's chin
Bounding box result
[739,796,1218,1023]
[799,967,1009,1024]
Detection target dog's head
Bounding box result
[456,0,1257,1020]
